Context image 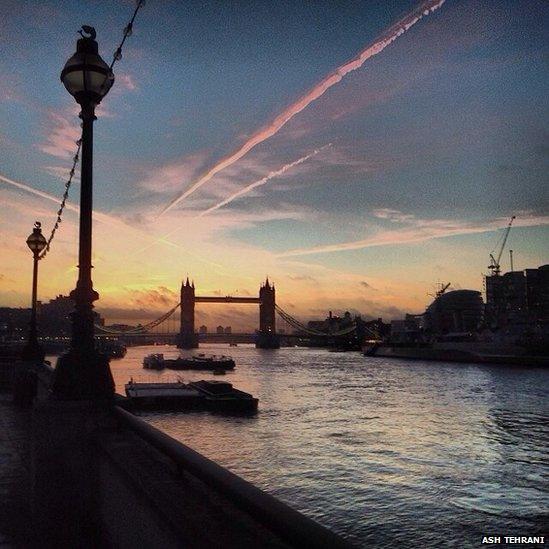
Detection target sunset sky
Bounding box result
[1,0,547,329]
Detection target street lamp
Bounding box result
[53,26,115,399]
[21,222,47,362]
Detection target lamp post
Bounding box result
[53,26,115,399]
[21,222,47,362]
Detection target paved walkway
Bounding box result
[0,392,31,548]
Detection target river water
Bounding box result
[108,344,548,547]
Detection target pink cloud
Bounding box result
[38,107,80,159]
[116,73,137,92]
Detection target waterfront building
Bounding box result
[485,264,549,327]
[199,325,208,334]
[0,307,30,341]
[424,290,484,335]
[307,310,354,334]
[389,316,422,343]
[0,296,104,340]
[40,295,104,337]
[525,265,549,320]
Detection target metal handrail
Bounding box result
[114,406,351,549]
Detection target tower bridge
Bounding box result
[178,277,279,349]
[95,277,367,347]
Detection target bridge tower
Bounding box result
[178,277,198,349]
[257,278,280,349]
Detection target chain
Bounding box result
[109,0,146,71]
[39,138,82,260]
[39,0,146,260]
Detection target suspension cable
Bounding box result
[39,0,146,260]
[95,302,181,335]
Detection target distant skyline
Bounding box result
[1,0,548,329]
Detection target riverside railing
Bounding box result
[114,406,351,549]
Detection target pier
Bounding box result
[0,357,349,548]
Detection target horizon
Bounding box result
[1,0,548,331]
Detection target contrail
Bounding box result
[0,173,80,214]
[0,172,217,265]
[275,215,549,258]
[0,172,131,229]
[160,0,446,215]
[199,145,331,217]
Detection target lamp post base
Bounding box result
[52,348,115,400]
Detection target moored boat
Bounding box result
[143,353,236,371]
[189,380,258,412]
[366,342,549,367]
[124,378,257,412]
[166,353,236,371]
[143,353,166,370]
[125,379,201,409]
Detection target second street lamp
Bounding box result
[53,26,115,399]
[21,222,47,362]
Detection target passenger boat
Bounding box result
[165,354,236,370]
[143,353,236,371]
[124,378,258,413]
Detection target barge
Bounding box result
[124,379,258,413]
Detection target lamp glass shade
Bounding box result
[61,39,114,105]
[26,228,47,253]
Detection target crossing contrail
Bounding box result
[0,172,201,257]
[160,0,446,215]
[0,172,132,229]
[199,145,331,217]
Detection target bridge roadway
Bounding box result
[0,359,349,548]
[194,296,261,304]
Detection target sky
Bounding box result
[0,0,548,330]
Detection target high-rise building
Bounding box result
[525,265,549,320]
[485,264,549,326]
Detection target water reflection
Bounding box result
[107,345,548,547]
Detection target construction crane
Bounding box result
[428,282,451,299]
[488,216,515,276]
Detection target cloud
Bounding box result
[372,208,416,223]
[288,275,317,282]
[127,286,177,309]
[199,145,331,216]
[277,212,549,257]
[38,108,80,159]
[115,73,137,92]
[43,165,80,183]
[137,152,209,194]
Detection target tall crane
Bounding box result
[488,216,515,276]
